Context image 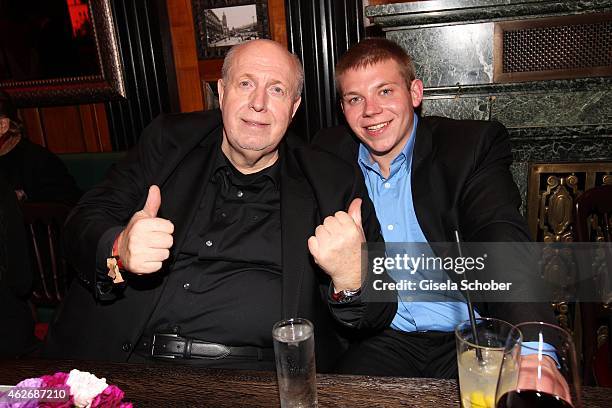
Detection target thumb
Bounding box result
[307,236,319,261]
[142,185,161,217]
[348,198,362,226]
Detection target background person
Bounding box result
[0,174,40,357]
[0,91,81,204]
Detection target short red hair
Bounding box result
[335,38,416,91]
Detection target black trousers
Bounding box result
[336,328,458,378]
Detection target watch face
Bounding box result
[336,288,361,303]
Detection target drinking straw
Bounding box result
[455,230,483,362]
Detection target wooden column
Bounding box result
[165,0,204,112]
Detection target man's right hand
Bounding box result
[116,185,174,274]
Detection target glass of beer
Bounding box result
[272,318,317,408]
[456,317,521,408]
[495,322,582,408]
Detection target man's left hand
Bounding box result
[308,198,365,291]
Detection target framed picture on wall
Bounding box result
[192,0,270,59]
[0,0,125,106]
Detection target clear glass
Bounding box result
[456,317,521,408]
[272,318,317,408]
[495,322,582,408]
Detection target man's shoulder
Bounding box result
[138,109,223,152]
[288,134,357,178]
[418,116,510,160]
[421,116,507,142]
[311,125,359,163]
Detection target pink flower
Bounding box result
[90,385,132,408]
[40,372,69,388]
[7,370,129,407]
[38,398,73,408]
[0,378,56,408]
[33,373,72,407]
[15,378,44,388]
[0,387,39,408]
[0,396,39,408]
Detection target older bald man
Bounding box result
[44,40,396,371]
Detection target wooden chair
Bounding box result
[20,202,73,306]
[574,184,612,386]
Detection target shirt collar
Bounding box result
[358,113,419,178]
[213,145,281,189]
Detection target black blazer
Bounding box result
[314,116,555,326]
[44,110,395,371]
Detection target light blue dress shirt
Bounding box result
[357,115,556,362]
[358,115,478,332]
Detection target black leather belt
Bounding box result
[138,333,274,361]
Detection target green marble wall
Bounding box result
[367,0,612,211]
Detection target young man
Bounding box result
[314,38,555,378]
[44,39,396,371]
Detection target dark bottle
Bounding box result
[496,390,573,408]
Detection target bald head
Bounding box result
[222,39,304,100]
[216,38,303,174]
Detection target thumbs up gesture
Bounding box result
[308,198,365,291]
[116,185,174,274]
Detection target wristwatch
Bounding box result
[331,287,362,303]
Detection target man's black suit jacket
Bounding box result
[314,115,554,325]
[44,109,396,371]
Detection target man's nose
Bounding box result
[249,87,267,112]
[363,98,382,116]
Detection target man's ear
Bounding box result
[290,96,302,118]
[217,79,225,108]
[410,79,424,108]
[0,118,9,136]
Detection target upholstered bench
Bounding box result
[58,151,127,192]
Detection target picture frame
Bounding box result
[192,0,270,60]
[0,0,126,106]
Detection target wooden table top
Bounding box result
[0,359,610,407]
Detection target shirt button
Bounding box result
[236,190,244,198]
[205,240,213,247]
[121,342,132,352]
[387,224,394,231]
[183,283,190,290]
[384,182,391,189]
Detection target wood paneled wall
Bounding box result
[166,0,204,112]
[20,104,112,153]
[18,104,112,153]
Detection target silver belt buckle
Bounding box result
[151,333,182,359]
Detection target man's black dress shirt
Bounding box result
[145,145,282,347]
